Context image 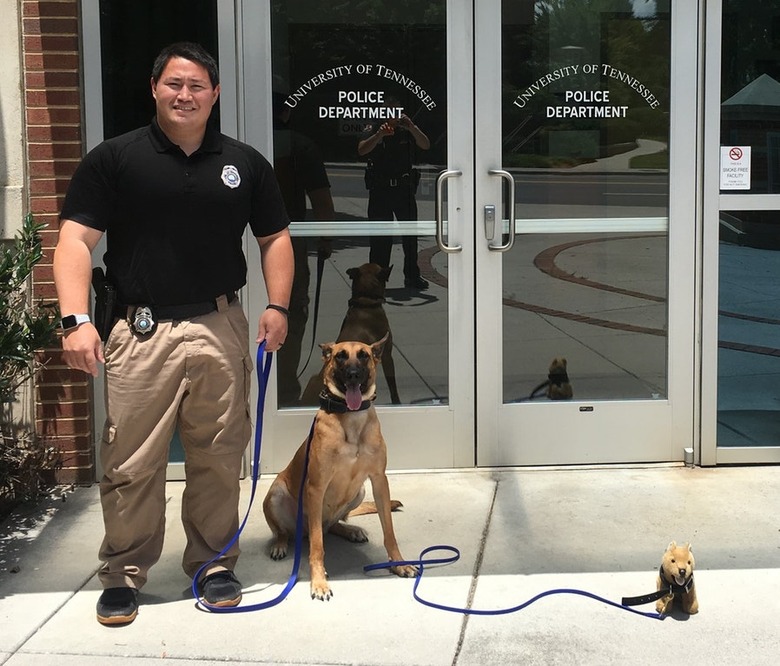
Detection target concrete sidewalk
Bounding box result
[1,465,779,665]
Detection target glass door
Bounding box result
[243,1,475,471]
[243,0,697,471]
[474,0,697,466]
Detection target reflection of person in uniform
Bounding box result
[358,111,430,290]
[272,93,335,406]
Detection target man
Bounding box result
[358,110,430,290]
[53,42,293,625]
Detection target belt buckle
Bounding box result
[130,305,156,335]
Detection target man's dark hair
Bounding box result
[151,42,220,88]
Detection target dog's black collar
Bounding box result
[318,390,374,413]
[348,297,385,309]
[620,567,694,607]
[548,370,569,386]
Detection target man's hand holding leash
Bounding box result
[257,304,289,352]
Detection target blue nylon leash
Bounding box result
[363,546,665,620]
[192,340,315,613]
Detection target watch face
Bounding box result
[61,315,78,330]
[61,314,89,330]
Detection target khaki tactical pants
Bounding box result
[98,298,252,589]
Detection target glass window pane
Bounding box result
[501,0,671,403]
[99,0,218,139]
[721,0,780,194]
[717,217,780,446]
[269,2,449,409]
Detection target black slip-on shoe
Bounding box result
[200,570,243,607]
[96,587,138,626]
[404,276,429,290]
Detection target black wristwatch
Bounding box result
[60,314,91,331]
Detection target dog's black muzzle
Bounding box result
[335,361,369,393]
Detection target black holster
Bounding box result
[91,267,117,342]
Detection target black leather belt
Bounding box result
[115,291,237,322]
[381,173,411,187]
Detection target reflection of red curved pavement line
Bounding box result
[418,244,448,288]
[418,240,780,356]
[533,235,665,303]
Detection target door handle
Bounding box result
[435,169,462,254]
[487,169,516,252]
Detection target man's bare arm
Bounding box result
[255,227,294,350]
[53,220,105,376]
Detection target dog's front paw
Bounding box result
[329,521,369,543]
[269,539,288,560]
[343,524,369,543]
[310,578,333,601]
[391,563,419,578]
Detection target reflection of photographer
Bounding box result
[358,112,430,290]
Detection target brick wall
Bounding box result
[23,0,95,484]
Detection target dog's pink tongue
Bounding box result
[346,385,363,411]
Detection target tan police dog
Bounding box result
[262,335,417,600]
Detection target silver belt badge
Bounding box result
[130,306,155,335]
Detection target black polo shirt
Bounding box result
[60,118,290,306]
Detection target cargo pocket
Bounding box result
[99,423,121,476]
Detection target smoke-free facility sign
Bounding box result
[720,146,751,190]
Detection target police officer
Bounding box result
[53,42,293,625]
[358,110,431,290]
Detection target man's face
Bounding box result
[151,56,219,134]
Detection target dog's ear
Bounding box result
[347,267,360,280]
[371,333,389,360]
[667,541,677,551]
[379,265,393,282]
[320,342,335,361]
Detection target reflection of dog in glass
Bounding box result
[336,263,401,404]
[299,263,401,405]
[529,357,573,400]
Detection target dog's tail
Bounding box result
[347,500,403,517]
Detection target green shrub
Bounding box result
[1,214,61,517]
